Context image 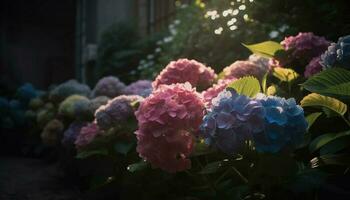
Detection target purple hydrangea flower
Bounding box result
[62,121,87,146]
[321,35,350,69]
[123,80,152,97]
[254,94,308,153]
[200,89,265,154]
[304,57,323,78]
[277,32,330,72]
[95,95,143,130]
[92,76,126,98]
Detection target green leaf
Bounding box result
[301,93,347,116]
[320,136,350,155]
[192,140,215,156]
[114,141,134,155]
[273,67,299,82]
[305,112,322,130]
[227,76,261,98]
[127,160,149,173]
[311,154,350,167]
[76,149,109,159]
[89,175,114,189]
[199,161,222,174]
[301,68,350,98]
[309,131,350,153]
[242,41,284,58]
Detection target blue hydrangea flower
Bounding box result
[16,83,38,105]
[200,89,265,154]
[321,35,350,69]
[254,94,308,153]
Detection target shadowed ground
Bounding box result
[0,156,81,200]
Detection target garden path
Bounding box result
[0,156,81,200]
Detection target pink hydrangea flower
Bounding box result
[201,79,236,108]
[75,123,103,149]
[282,32,330,60]
[135,83,205,173]
[304,57,323,78]
[95,95,143,130]
[152,59,217,90]
[123,80,152,97]
[222,60,268,81]
[277,32,330,70]
[92,76,126,98]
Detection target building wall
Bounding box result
[0,0,76,90]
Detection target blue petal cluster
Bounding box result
[254,94,308,153]
[200,89,265,154]
[16,83,39,106]
[321,35,350,69]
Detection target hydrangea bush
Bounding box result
[91,76,126,98]
[135,83,205,172]
[200,89,265,154]
[152,59,217,91]
[321,35,350,69]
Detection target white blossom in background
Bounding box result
[204,0,255,34]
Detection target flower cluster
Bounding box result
[135,83,205,172]
[58,95,92,120]
[123,80,152,97]
[36,103,56,128]
[304,57,322,78]
[277,32,330,71]
[15,83,39,105]
[41,119,64,146]
[254,94,308,153]
[200,90,308,154]
[95,95,143,130]
[50,80,91,103]
[201,78,236,108]
[222,60,268,81]
[62,121,87,146]
[90,96,110,113]
[75,123,103,149]
[200,89,265,154]
[91,76,126,98]
[152,59,217,90]
[321,35,350,69]
[248,54,270,72]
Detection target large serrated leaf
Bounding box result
[305,112,322,130]
[309,131,350,153]
[227,76,261,98]
[273,67,299,82]
[301,93,347,116]
[301,68,350,98]
[242,41,284,58]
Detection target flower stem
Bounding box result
[341,115,350,128]
[231,166,248,184]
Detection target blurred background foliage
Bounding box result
[96,0,350,82]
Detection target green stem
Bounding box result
[214,168,231,186]
[195,157,216,194]
[288,82,292,96]
[341,115,350,128]
[231,166,248,184]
